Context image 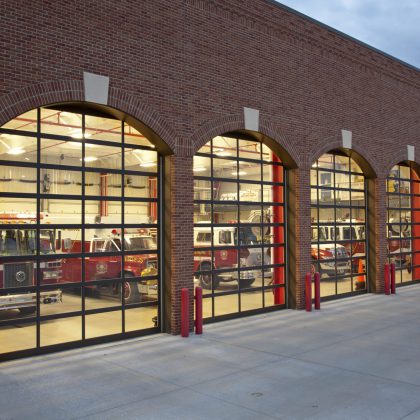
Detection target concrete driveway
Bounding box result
[1,285,420,419]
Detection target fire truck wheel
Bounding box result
[199,263,218,290]
[311,261,322,277]
[122,274,141,304]
[19,307,36,316]
[407,262,412,274]
[240,278,255,288]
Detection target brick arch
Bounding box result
[0,80,178,154]
[190,113,300,168]
[383,149,420,178]
[310,135,380,178]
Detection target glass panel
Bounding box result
[40,287,80,315]
[238,139,261,160]
[40,168,81,195]
[124,124,154,148]
[124,174,157,199]
[240,289,263,311]
[125,305,158,332]
[85,280,121,310]
[0,322,36,353]
[42,199,82,224]
[239,182,261,202]
[198,140,212,155]
[193,156,211,177]
[40,316,82,346]
[0,197,36,219]
[85,115,121,143]
[212,136,236,157]
[84,172,121,197]
[85,311,122,338]
[41,108,82,137]
[3,110,38,133]
[124,148,158,173]
[84,145,122,170]
[0,166,37,194]
[214,294,238,316]
[124,201,153,224]
[213,158,237,179]
[0,135,37,163]
[41,138,82,166]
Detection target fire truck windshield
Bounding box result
[111,236,156,251]
[0,229,54,256]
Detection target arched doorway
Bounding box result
[193,133,287,321]
[0,104,162,358]
[310,151,368,299]
[387,163,420,285]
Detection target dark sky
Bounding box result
[276,0,420,69]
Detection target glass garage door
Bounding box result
[310,152,367,299]
[0,106,160,359]
[193,134,287,321]
[387,164,420,285]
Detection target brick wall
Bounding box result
[1,0,419,330]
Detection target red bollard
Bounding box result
[384,263,390,295]
[305,272,312,312]
[390,263,396,294]
[314,272,321,310]
[181,288,189,337]
[195,286,203,335]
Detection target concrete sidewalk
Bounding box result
[2,287,420,420]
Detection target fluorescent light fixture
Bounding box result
[193,167,207,172]
[140,161,156,168]
[7,147,26,155]
[215,151,231,157]
[231,171,247,176]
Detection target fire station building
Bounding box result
[1,0,420,361]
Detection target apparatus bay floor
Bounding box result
[2,285,420,419]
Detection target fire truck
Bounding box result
[59,230,158,303]
[194,225,269,289]
[311,226,351,277]
[0,213,62,316]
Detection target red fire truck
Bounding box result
[0,213,62,316]
[194,225,269,289]
[59,230,158,303]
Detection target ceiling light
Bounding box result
[80,156,98,162]
[193,167,207,172]
[140,161,157,168]
[231,171,247,176]
[7,147,26,155]
[215,151,231,157]
[70,129,91,139]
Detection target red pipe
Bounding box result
[314,271,321,310]
[181,288,189,337]
[384,263,390,295]
[305,272,312,312]
[195,287,203,335]
[390,262,396,294]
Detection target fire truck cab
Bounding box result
[0,213,62,316]
[194,225,269,289]
[60,230,158,303]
